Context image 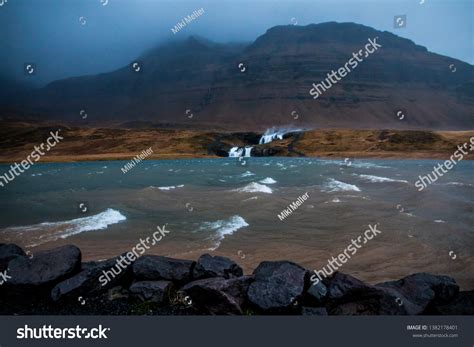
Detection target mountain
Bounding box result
[4,22,474,130]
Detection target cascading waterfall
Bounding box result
[244,147,252,157]
[228,146,253,158]
[259,133,284,144]
[258,127,303,144]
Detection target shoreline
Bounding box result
[1,121,473,164]
[0,151,472,165]
[1,243,473,315]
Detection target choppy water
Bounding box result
[0,157,473,288]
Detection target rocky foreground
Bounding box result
[0,243,473,315]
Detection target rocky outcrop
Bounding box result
[129,281,174,305]
[247,261,307,313]
[193,254,243,280]
[133,255,195,283]
[0,243,25,271]
[5,245,81,295]
[0,244,472,315]
[51,255,133,302]
[182,276,252,315]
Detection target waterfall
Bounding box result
[259,133,284,144]
[229,146,253,158]
[244,147,252,157]
[229,147,244,157]
[259,127,303,144]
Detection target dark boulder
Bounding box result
[326,272,415,315]
[0,244,26,271]
[6,245,81,293]
[306,280,328,305]
[326,272,371,301]
[51,255,134,302]
[193,254,243,280]
[182,276,252,315]
[376,273,459,311]
[429,291,474,315]
[129,280,174,305]
[247,261,307,313]
[133,255,195,283]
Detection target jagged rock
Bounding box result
[248,261,307,313]
[376,273,459,310]
[182,276,252,315]
[129,281,174,305]
[108,286,129,301]
[430,291,474,315]
[251,146,286,157]
[4,245,81,301]
[326,272,371,301]
[306,280,328,304]
[326,272,415,315]
[51,255,133,301]
[193,254,243,280]
[0,243,25,271]
[133,255,195,283]
[302,307,328,316]
[6,245,81,292]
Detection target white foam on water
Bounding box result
[233,182,273,194]
[444,182,473,187]
[434,219,446,223]
[243,196,259,202]
[240,171,255,177]
[356,174,408,183]
[198,215,249,250]
[259,177,277,184]
[2,209,127,247]
[319,160,390,169]
[156,184,184,191]
[323,179,361,192]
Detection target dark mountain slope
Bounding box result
[7,22,474,130]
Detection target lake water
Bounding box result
[0,157,473,288]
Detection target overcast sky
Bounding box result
[1,0,472,86]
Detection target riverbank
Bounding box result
[0,121,473,163]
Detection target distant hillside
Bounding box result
[4,22,474,130]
